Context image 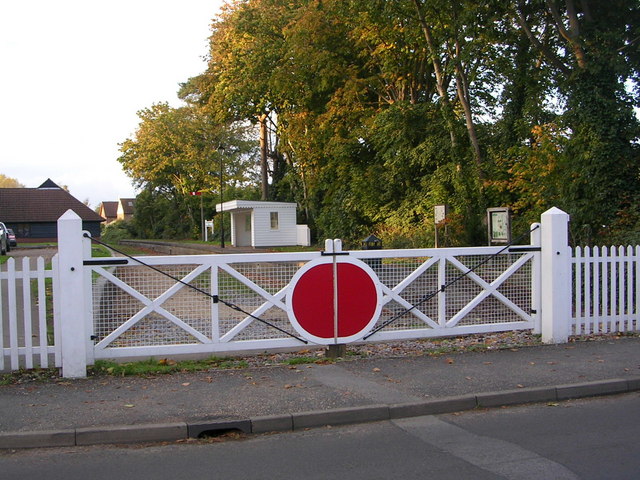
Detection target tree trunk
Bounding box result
[453,39,483,169]
[412,0,457,150]
[259,114,269,200]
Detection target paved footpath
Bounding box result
[1,337,639,449]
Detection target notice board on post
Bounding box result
[487,207,511,245]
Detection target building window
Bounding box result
[270,212,279,230]
[15,224,31,238]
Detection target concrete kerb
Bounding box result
[555,378,630,400]
[0,430,76,450]
[76,422,188,446]
[389,395,478,419]
[291,404,390,430]
[2,377,639,449]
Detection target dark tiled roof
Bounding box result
[119,198,136,215]
[100,201,118,218]
[0,187,105,223]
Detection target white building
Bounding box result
[216,200,311,248]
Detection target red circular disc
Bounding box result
[290,261,379,341]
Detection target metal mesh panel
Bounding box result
[92,265,214,347]
[375,257,432,289]
[368,253,533,333]
[232,306,298,341]
[227,262,303,295]
[451,254,531,325]
[458,297,520,326]
[445,257,483,322]
[218,261,304,341]
[92,270,145,344]
[111,313,200,347]
[497,257,532,318]
[373,257,438,331]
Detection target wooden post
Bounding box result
[326,344,347,359]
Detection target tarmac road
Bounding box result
[1,393,638,479]
[0,336,639,449]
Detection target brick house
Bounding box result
[98,201,118,224]
[117,198,136,221]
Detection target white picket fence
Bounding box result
[0,256,60,372]
[1,207,639,377]
[572,245,640,334]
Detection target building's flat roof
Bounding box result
[216,200,297,212]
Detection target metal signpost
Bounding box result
[434,204,448,248]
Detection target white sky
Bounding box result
[0,0,225,208]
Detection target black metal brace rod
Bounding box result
[83,234,308,344]
[363,224,541,340]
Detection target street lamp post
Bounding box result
[219,146,225,248]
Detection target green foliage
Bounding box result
[91,245,111,257]
[122,0,640,246]
[101,220,137,244]
[283,357,318,366]
[117,102,260,239]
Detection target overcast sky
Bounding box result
[0,0,224,208]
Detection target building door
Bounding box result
[235,212,252,247]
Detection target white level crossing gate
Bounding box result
[3,207,638,378]
[84,229,542,363]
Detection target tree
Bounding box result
[511,0,640,238]
[0,174,25,188]
[160,0,640,246]
[118,103,259,238]
[184,0,301,201]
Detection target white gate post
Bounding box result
[530,222,542,334]
[540,207,571,343]
[57,210,88,378]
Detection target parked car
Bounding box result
[0,222,9,255]
[6,228,17,247]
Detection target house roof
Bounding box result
[119,198,136,215]
[0,182,105,223]
[100,201,118,218]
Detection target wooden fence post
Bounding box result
[57,210,88,378]
[540,207,571,343]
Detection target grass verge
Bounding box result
[89,357,249,377]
